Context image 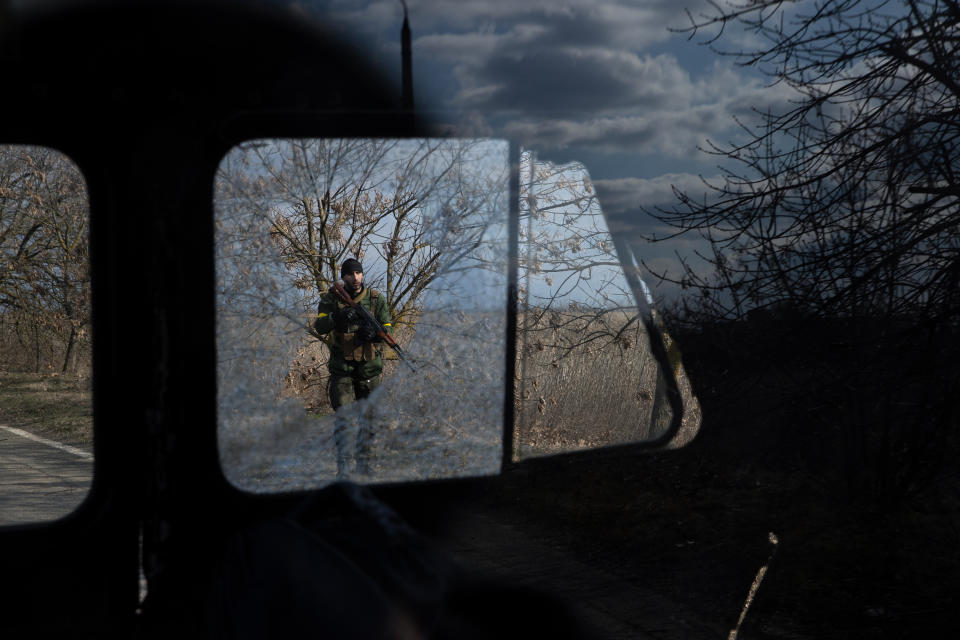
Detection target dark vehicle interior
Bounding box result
[2,1,957,638]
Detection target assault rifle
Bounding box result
[331,280,416,372]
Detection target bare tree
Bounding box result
[519,151,638,348]
[216,138,505,332]
[649,0,960,507]
[214,137,510,412]
[651,0,960,323]
[0,145,90,374]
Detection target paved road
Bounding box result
[0,425,93,527]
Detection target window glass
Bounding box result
[514,150,699,460]
[0,145,92,526]
[215,138,510,491]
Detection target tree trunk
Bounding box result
[62,326,77,374]
[34,319,41,374]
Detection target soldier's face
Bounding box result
[344,270,363,290]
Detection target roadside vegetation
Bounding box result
[515,308,666,456]
[0,370,92,447]
[0,144,92,447]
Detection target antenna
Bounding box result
[400,1,414,112]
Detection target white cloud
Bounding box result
[499,108,723,157]
[413,30,503,61]
[487,56,802,156]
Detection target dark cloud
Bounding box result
[324,1,787,159]
[465,48,686,112]
[354,1,698,45]
[434,4,695,114]
[593,174,721,220]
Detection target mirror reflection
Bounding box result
[215,138,510,491]
[514,150,700,460]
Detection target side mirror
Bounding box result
[214,140,700,493]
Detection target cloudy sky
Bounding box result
[293,0,801,300]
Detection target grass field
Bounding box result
[514,308,695,458]
[0,307,695,472]
[279,305,700,468]
[0,372,93,447]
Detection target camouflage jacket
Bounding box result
[313,286,393,379]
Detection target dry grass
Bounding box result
[0,371,93,446]
[514,308,667,457]
[282,307,701,460]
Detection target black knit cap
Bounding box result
[340,258,363,277]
